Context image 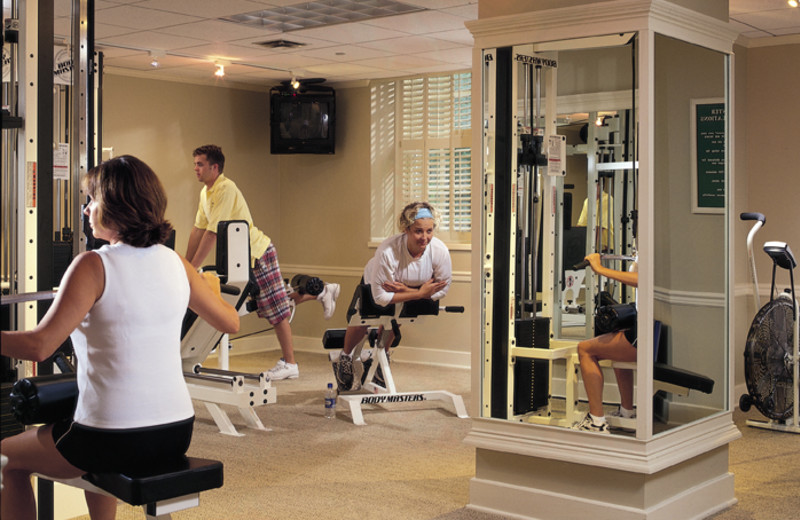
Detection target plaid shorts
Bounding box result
[253,243,292,325]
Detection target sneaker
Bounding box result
[611,406,636,419]
[267,358,299,380]
[573,413,610,434]
[318,283,340,320]
[335,354,355,391]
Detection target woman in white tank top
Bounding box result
[1,155,239,519]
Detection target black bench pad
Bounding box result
[83,456,223,506]
[654,362,715,394]
[322,328,346,350]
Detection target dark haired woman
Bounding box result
[1,155,239,519]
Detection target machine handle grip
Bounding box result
[443,306,465,313]
[220,284,241,296]
[740,212,766,224]
[573,259,590,270]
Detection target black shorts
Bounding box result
[52,416,194,474]
[624,323,638,347]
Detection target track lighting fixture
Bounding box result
[149,50,164,68]
[215,63,225,78]
[291,75,300,89]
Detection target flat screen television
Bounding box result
[270,88,335,154]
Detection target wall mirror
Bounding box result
[652,33,729,432]
[480,30,729,437]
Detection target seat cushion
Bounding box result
[83,456,223,505]
[654,362,715,394]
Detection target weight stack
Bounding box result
[513,317,551,415]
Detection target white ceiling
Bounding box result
[9,0,800,88]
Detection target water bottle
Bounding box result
[324,382,337,419]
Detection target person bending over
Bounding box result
[186,144,340,381]
[574,252,638,434]
[1,155,239,520]
[335,202,452,391]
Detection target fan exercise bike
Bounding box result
[738,212,799,434]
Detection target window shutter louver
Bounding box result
[371,71,472,243]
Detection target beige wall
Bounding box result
[101,38,799,380]
[103,75,279,339]
[102,75,473,358]
[732,42,800,390]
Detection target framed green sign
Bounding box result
[691,98,725,214]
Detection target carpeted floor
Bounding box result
[78,350,799,520]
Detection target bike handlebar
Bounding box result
[740,212,766,224]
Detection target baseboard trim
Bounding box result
[223,334,471,370]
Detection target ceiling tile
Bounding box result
[101,30,207,52]
[162,19,278,42]
[39,0,800,86]
[734,8,800,32]
[293,22,410,44]
[132,0,269,18]
[95,5,202,31]
[298,44,393,62]
[415,46,473,65]
[360,35,463,54]
[363,10,470,35]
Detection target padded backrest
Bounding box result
[215,220,250,284]
[181,221,251,369]
[346,284,395,324]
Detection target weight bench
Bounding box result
[322,284,468,425]
[8,373,224,520]
[38,456,223,520]
[180,220,277,436]
[567,321,715,430]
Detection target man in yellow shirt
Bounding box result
[187,144,339,380]
[577,190,614,251]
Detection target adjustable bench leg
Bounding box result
[238,406,271,432]
[204,402,245,437]
[445,392,469,418]
[345,397,366,426]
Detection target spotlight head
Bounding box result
[214,63,225,78]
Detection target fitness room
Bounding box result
[0,1,798,519]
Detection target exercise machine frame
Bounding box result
[323,285,468,426]
[180,220,276,437]
[739,212,799,434]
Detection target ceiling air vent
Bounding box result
[254,39,306,49]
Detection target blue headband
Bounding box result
[414,207,434,220]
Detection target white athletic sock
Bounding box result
[340,352,352,359]
[589,413,607,425]
[619,406,635,418]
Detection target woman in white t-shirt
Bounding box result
[1,155,239,519]
[335,202,452,391]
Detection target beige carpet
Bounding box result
[75,350,799,520]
